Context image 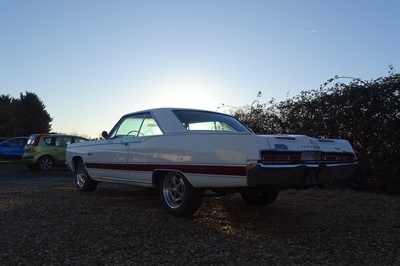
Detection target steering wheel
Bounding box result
[126,130,144,137]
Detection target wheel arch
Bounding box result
[70,156,84,173]
[157,169,204,216]
[35,154,57,171]
[36,154,55,165]
[37,154,55,161]
[152,169,188,189]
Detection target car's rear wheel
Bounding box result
[241,188,279,206]
[160,171,203,217]
[75,159,98,192]
[36,156,54,171]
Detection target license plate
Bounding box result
[304,169,319,185]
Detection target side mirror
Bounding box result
[101,131,109,139]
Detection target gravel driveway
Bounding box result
[1,162,399,265]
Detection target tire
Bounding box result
[160,171,203,217]
[241,188,279,206]
[75,159,98,192]
[36,156,55,171]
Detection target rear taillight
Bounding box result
[320,152,356,162]
[261,151,356,163]
[261,151,301,162]
[33,136,41,146]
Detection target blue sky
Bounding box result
[1,0,399,138]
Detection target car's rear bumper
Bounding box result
[246,161,358,188]
[21,154,36,165]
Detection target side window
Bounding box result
[43,137,55,146]
[7,139,24,146]
[109,113,147,138]
[173,110,249,132]
[139,117,162,136]
[109,113,162,139]
[187,121,232,131]
[56,136,72,147]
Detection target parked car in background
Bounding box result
[0,137,29,160]
[23,134,88,171]
[66,108,358,216]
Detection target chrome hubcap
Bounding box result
[163,172,185,209]
[76,164,86,187]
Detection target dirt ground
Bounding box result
[1,162,399,265]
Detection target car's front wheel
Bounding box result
[160,171,203,217]
[241,188,279,206]
[75,159,98,192]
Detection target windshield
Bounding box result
[173,110,251,133]
[108,112,163,139]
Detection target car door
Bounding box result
[0,138,26,158]
[53,136,72,165]
[127,113,163,185]
[1,139,16,157]
[85,113,149,181]
[84,138,130,181]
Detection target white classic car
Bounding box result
[66,108,358,216]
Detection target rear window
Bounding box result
[74,137,88,143]
[26,135,38,146]
[173,110,250,132]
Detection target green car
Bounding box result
[22,134,89,171]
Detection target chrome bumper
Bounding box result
[246,161,358,187]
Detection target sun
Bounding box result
[161,88,219,109]
[149,74,223,111]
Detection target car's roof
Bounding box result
[121,107,237,134]
[0,136,29,143]
[117,107,251,135]
[122,107,222,116]
[30,133,88,139]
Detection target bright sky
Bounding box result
[1,0,399,138]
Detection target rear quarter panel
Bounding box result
[127,132,263,187]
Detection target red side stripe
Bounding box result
[85,163,246,176]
